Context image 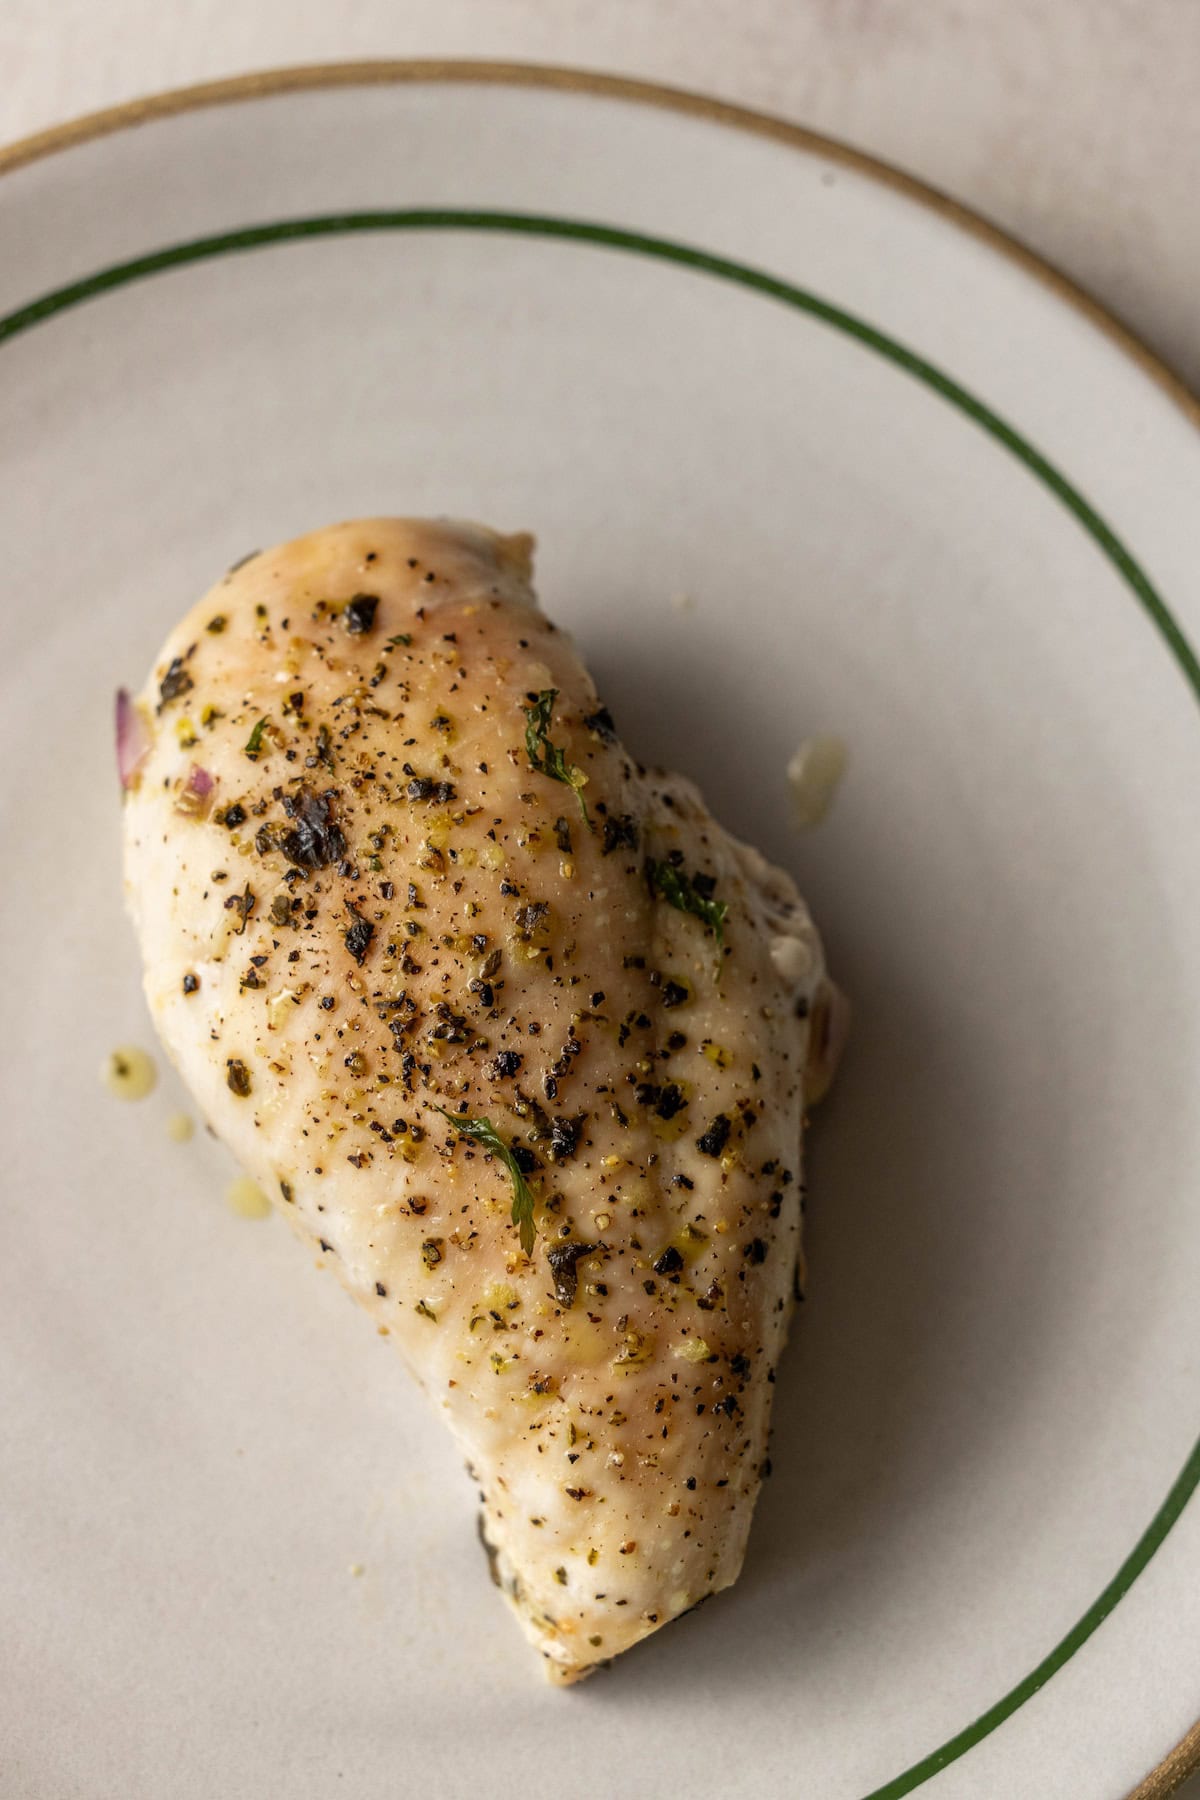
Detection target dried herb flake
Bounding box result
[646,859,728,957]
[523,689,590,825]
[433,1108,537,1256]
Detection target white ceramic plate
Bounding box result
[3,64,1199,1800]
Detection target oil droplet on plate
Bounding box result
[166,1112,194,1143]
[786,735,848,828]
[102,1045,157,1101]
[226,1175,270,1220]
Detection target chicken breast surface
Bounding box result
[122,518,833,1682]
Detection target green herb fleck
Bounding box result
[523,689,590,825]
[647,859,728,960]
[433,1107,537,1255]
[386,633,412,649]
[244,716,268,760]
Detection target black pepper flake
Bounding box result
[343,904,375,966]
[343,592,380,634]
[654,1084,686,1121]
[418,774,457,804]
[545,1240,598,1309]
[652,1246,684,1277]
[223,884,255,934]
[226,1059,252,1097]
[277,785,345,869]
[222,803,247,829]
[510,1144,539,1176]
[547,1115,581,1162]
[583,705,616,742]
[486,1050,523,1079]
[375,1281,388,1297]
[554,816,572,854]
[182,972,199,995]
[601,813,639,856]
[697,1114,732,1158]
[662,980,690,1009]
[157,656,193,709]
[743,1237,768,1265]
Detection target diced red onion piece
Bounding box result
[187,763,214,797]
[115,689,149,789]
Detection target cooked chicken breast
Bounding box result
[121,518,837,1682]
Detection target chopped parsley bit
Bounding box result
[433,1107,537,1256]
[523,688,590,825]
[386,633,412,648]
[646,859,728,958]
[244,716,269,760]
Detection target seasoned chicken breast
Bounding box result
[121,519,837,1682]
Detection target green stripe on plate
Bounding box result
[3,207,1198,1798]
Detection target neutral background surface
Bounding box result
[3,3,1198,1795]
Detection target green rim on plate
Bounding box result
[3,196,1197,1800]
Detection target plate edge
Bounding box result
[0,57,1197,439]
[2,54,1197,1800]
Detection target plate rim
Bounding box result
[2,56,1197,445]
[3,57,1198,1800]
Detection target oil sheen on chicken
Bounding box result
[121,519,837,1683]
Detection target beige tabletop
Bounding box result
[3,1,1199,1794]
